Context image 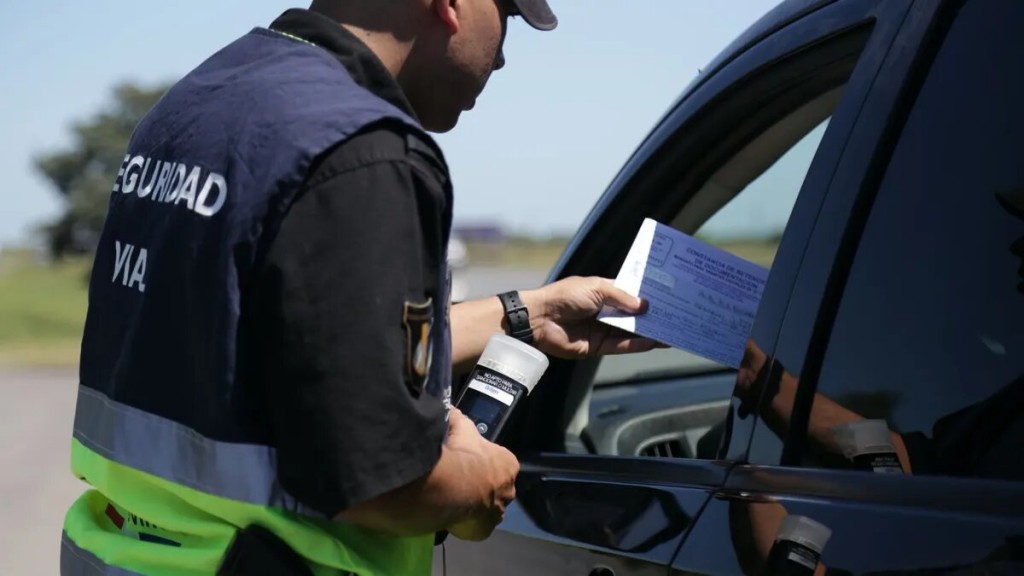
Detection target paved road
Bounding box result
[0,368,85,575]
[0,266,549,574]
[451,265,551,302]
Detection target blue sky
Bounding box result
[0,0,785,246]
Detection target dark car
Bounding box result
[436,0,1024,574]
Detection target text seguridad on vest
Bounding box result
[113,154,228,217]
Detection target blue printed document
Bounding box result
[598,218,768,368]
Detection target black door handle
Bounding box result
[589,567,615,576]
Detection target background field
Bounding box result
[0,250,90,368]
[0,237,778,369]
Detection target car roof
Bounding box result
[549,0,840,277]
[673,0,835,108]
[604,0,837,198]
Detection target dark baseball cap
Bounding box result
[510,0,558,31]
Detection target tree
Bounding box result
[35,82,172,258]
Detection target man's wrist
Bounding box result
[519,289,549,344]
[497,290,534,343]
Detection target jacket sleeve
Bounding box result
[245,124,451,517]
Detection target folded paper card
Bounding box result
[598,218,768,368]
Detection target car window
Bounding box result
[592,120,831,387]
[575,109,847,459]
[787,0,1024,481]
[557,22,880,460]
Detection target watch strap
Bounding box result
[497,290,533,344]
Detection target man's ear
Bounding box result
[432,0,460,35]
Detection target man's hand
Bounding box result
[337,409,519,539]
[524,276,663,359]
[447,511,504,542]
[444,409,519,541]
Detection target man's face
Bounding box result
[414,0,511,132]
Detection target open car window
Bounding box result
[593,115,833,387]
[556,23,878,459]
[573,112,837,460]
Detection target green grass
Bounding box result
[464,237,779,270]
[718,239,779,269]
[0,250,89,367]
[0,237,778,369]
[465,238,570,269]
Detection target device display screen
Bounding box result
[460,388,506,437]
[456,368,524,440]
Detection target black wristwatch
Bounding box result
[497,290,533,344]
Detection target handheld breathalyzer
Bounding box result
[455,333,549,441]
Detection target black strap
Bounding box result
[498,290,533,344]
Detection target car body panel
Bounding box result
[440,2,901,574]
[674,466,1024,575]
[435,459,726,576]
[437,0,1024,574]
[686,1,1024,574]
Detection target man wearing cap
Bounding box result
[60,1,658,574]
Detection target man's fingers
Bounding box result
[447,408,482,437]
[595,278,646,314]
[588,311,667,356]
[599,335,664,355]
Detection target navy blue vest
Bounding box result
[78,27,452,459]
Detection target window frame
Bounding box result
[588,107,839,390]
[507,0,908,465]
[761,0,980,468]
[776,0,1024,482]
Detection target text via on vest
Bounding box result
[112,154,228,217]
[113,241,147,293]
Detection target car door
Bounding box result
[435,1,907,574]
[671,1,1024,574]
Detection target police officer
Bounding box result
[60,1,658,574]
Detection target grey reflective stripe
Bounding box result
[74,386,321,516]
[61,532,141,576]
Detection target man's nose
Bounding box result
[494,49,506,71]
